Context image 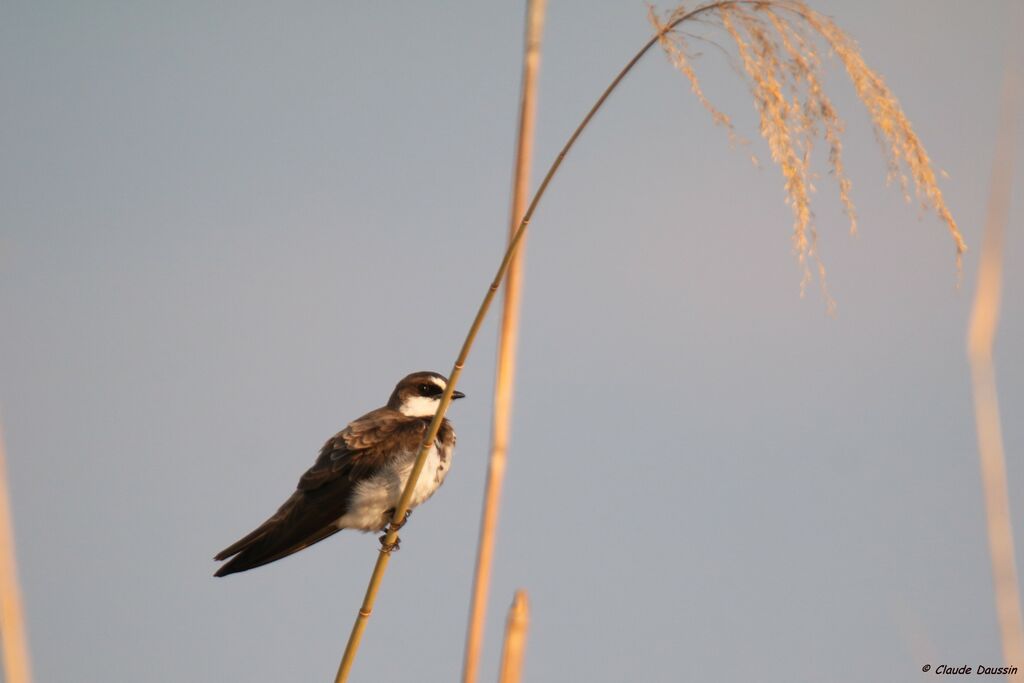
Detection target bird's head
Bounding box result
[388,371,465,417]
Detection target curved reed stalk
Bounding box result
[461,1,545,682]
[334,3,965,679]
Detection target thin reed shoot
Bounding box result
[497,591,530,683]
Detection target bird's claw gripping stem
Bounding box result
[378,510,411,553]
[391,509,412,531]
[378,534,401,554]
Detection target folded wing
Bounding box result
[213,408,425,577]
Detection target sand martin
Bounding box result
[214,371,464,577]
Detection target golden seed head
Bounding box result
[650,1,966,308]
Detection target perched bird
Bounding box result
[213,371,464,577]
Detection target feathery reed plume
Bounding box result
[462,2,545,682]
[0,424,33,683]
[651,1,965,307]
[335,4,965,678]
[497,591,530,683]
[967,33,1023,682]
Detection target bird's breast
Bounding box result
[394,439,453,508]
[336,437,454,532]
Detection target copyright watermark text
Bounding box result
[921,664,1018,675]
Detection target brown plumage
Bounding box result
[214,371,461,577]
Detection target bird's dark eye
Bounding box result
[418,383,442,397]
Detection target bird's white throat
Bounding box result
[399,395,442,417]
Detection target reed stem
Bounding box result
[967,27,1023,682]
[497,591,530,683]
[0,424,33,683]
[461,2,545,682]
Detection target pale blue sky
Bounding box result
[1,1,1021,681]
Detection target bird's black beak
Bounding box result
[452,390,466,400]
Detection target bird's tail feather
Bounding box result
[214,523,271,562]
[213,525,342,577]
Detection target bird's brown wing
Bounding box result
[213,408,427,577]
[295,408,424,491]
